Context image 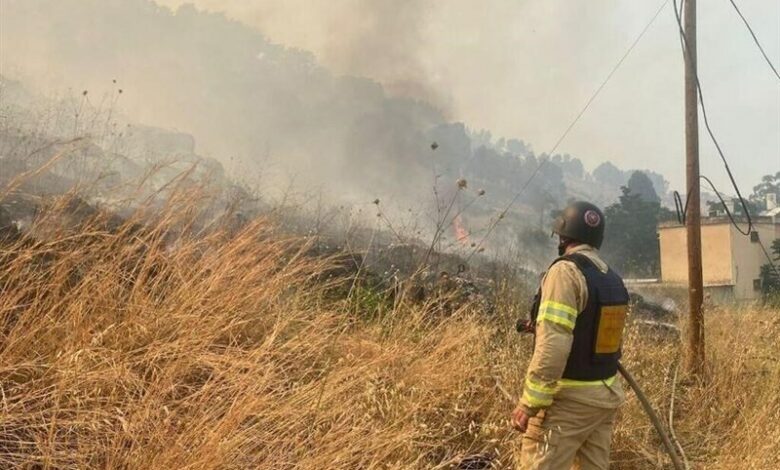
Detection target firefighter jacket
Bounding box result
[518,244,627,416]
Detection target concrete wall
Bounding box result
[659,226,688,284]
[659,222,779,301]
[730,223,777,300]
[706,285,736,303]
[659,224,734,285]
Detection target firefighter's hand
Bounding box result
[516,319,535,334]
[511,406,530,433]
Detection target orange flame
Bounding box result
[452,215,470,246]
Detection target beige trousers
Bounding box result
[518,399,617,470]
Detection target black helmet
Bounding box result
[551,201,606,249]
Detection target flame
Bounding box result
[452,215,470,246]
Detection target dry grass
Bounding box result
[0,194,778,469]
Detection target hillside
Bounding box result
[1,0,671,245]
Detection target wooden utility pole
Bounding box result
[684,0,705,376]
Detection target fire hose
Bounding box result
[494,320,688,470]
[617,361,686,470]
[494,362,687,470]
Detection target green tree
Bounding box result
[600,186,664,278]
[627,171,660,203]
[759,239,780,305]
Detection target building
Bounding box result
[658,216,780,300]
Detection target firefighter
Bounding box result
[511,201,629,470]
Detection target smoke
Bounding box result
[2,0,776,208]
[155,0,780,193]
[0,0,452,210]
[301,0,445,108]
[156,0,451,113]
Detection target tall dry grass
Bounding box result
[0,192,778,469]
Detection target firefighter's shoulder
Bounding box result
[545,257,585,285]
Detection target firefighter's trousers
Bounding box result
[518,398,617,470]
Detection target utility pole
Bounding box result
[684,0,705,376]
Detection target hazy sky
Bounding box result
[153,0,779,193]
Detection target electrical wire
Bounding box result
[726,0,780,81]
[671,0,755,235]
[671,2,778,280]
[673,190,692,224]
[465,0,670,261]
[697,175,780,278]
[699,175,751,235]
[546,0,670,162]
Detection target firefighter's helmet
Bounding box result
[552,201,606,249]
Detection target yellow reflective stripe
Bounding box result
[537,313,575,330]
[525,378,558,395]
[537,300,578,330]
[559,375,617,388]
[523,378,557,407]
[522,376,618,408]
[522,388,553,407]
[542,301,577,316]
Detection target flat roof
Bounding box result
[659,216,779,229]
[662,281,735,287]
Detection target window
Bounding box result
[753,279,762,291]
[750,231,759,243]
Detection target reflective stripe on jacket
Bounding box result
[518,245,625,415]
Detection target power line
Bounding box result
[546,0,670,159]
[671,1,779,281]
[726,0,780,81]
[699,175,750,236]
[671,0,754,234]
[698,175,780,279]
[673,189,692,224]
[465,0,670,261]
[677,176,780,284]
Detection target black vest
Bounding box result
[531,253,630,381]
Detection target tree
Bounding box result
[506,138,531,157]
[627,171,660,203]
[600,186,664,278]
[751,171,780,209]
[562,155,584,179]
[517,226,556,269]
[551,153,585,179]
[593,162,625,188]
[706,171,778,216]
[759,239,780,305]
[526,159,565,228]
[643,170,669,198]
